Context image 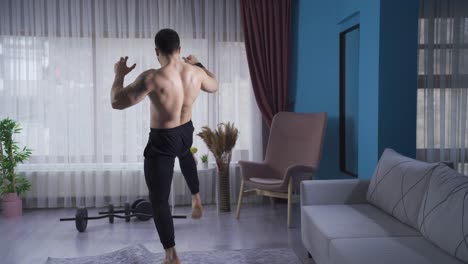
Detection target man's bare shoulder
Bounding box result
[179,63,207,81]
[133,68,158,82]
[140,68,159,77]
[186,63,205,74]
[139,68,166,82]
[131,69,161,92]
[150,68,172,82]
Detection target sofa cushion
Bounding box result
[329,237,463,264]
[301,204,420,264]
[367,148,439,228]
[418,164,468,262]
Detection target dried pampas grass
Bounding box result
[197,122,239,162]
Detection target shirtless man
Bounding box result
[110,28,218,264]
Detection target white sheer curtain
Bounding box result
[417,0,468,174]
[0,0,262,208]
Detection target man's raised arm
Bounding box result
[111,56,156,110]
[183,55,218,93]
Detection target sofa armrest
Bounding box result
[300,179,370,206]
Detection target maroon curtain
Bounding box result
[240,0,291,127]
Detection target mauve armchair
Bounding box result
[236,112,327,227]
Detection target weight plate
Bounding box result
[131,198,146,210]
[108,204,114,224]
[75,207,88,232]
[124,202,131,222]
[134,200,153,221]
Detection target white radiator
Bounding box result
[16,163,261,208]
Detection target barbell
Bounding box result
[98,199,153,221]
[60,199,187,232]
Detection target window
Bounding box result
[417,10,468,172]
[0,0,261,167]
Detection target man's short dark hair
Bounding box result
[154,29,180,55]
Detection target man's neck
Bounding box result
[158,54,180,67]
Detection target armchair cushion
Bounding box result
[244,178,286,192]
[240,161,318,192]
[249,177,283,185]
[239,160,286,191]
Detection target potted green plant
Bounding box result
[198,122,238,212]
[0,118,32,217]
[201,154,208,169]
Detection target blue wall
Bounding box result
[291,0,342,179]
[291,0,418,179]
[378,0,419,160]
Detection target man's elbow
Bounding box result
[111,101,125,110]
[212,81,219,92]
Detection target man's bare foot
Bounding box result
[191,193,203,219]
[162,257,180,264]
[164,247,180,264]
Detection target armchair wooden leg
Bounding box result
[287,177,293,228]
[236,179,245,219]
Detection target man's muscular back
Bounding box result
[111,55,218,129]
[146,62,202,128]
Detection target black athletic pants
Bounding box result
[143,120,200,249]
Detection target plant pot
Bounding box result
[202,162,208,169]
[2,193,22,217]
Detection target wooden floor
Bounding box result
[0,203,316,264]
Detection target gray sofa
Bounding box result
[301,149,468,264]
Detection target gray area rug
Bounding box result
[45,244,301,264]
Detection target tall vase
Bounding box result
[216,153,232,212]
